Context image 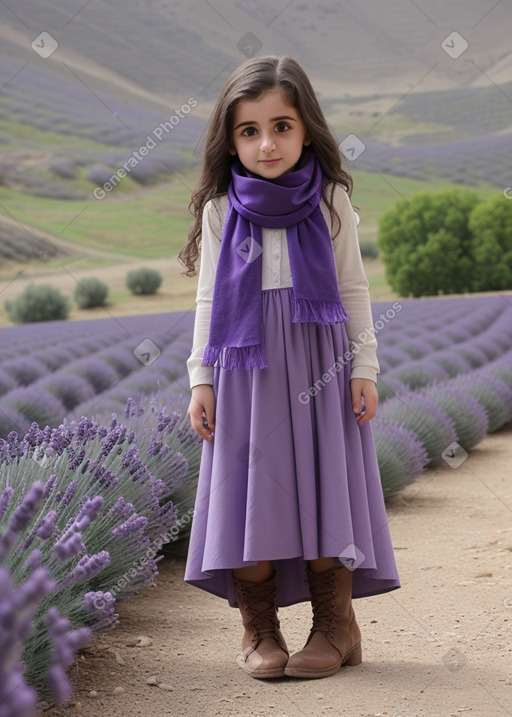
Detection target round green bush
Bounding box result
[358,240,380,259]
[125,268,162,295]
[378,188,481,297]
[74,277,109,309]
[468,194,512,291]
[5,284,70,323]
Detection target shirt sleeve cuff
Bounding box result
[350,366,378,383]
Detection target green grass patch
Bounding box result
[0,169,502,266]
[0,176,195,258]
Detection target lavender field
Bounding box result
[1,295,511,492]
[1,296,511,708]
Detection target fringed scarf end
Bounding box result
[293,297,349,325]
[203,343,267,370]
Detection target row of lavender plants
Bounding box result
[1,295,511,712]
[0,391,200,714]
[0,311,195,439]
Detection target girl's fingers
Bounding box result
[188,401,215,442]
[190,412,214,442]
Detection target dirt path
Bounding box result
[40,425,512,717]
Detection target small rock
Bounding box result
[136,636,153,647]
[75,703,82,710]
[157,683,174,691]
[146,676,160,686]
[114,650,125,666]
[112,687,125,695]
[126,635,153,648]
[88,691,98,698]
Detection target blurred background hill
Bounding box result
[0,0,511,319]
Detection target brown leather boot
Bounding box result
[233,571,289,679]
[285,564,362,679]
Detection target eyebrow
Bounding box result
[233,115,298,131]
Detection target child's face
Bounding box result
[230,88,310,179]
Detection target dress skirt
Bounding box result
[184,288,400,607]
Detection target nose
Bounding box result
[260,133,276,153]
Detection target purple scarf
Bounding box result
[202,154,348,370]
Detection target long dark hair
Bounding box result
[179,56,352,276]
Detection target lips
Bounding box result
[259,159,281,165]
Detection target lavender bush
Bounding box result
[372,418,429,499]
[453,373,512,433]
[421,384,489,452]
[378,394,458,466]
[0,393,200,709]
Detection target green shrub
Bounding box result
[5,284,70,323]
[74,277,109,309]
[469,194,512,291]
[125,267,162,295]
[378,188,481,297]
[358,240,379,259]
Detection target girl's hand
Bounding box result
[350,378,378,425]
[188,384,216,441]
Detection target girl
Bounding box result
[179,56,400,681]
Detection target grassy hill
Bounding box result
[0,0,510,322]
[0,0,510,199]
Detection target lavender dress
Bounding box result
[184,287,400,607]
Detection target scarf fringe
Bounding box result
[293,297,349,325]
[203,343,268,370]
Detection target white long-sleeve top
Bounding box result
[186,182,379,388]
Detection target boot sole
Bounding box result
[241,665,287,679]
[284,644,362,679]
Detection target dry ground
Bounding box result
[40,426,512,717]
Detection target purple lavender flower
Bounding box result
[42,474,58,497]
[83,590,118,631]
[23,548,43,571]
[44,607,91,704]
[35,510,57,540]
[112,513,148,538]
[0,481,44,563]
[0,670,37,717]
[0,485,14,521]
[74,496,103,532]
[61,480,77,506]
[54,531,84,561]
[57,551,110,589]
[67,448,86,470]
